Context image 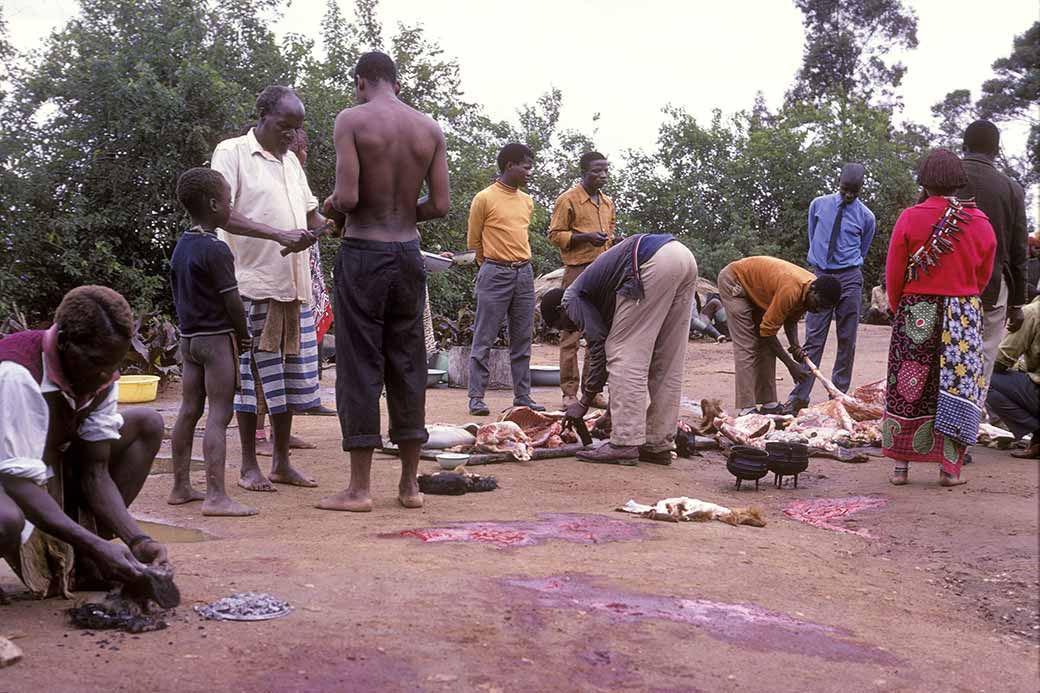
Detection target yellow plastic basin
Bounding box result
[117,375,160,403]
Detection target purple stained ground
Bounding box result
[502,573,899,665]
[389,513,650,548]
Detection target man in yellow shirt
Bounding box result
[548,152,615,408]
[466,143,544,416]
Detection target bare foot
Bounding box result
[315,489,373,512]
[167,487,205,505]
[940,472,967,486]
[269,466,319,487]
[202,496,258,517]
[889,469,908,486]
[238,468,277,492]
[398,492,424,509]
[289,435,317,450]
[398,478,424,508]
[255,439,276,457]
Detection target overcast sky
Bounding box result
[5,0,1037,158]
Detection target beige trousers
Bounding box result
[606,242,698,451]
[717,265,776,409]
[559,263,591,398]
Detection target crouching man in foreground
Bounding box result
[0,286,169,598]
[540,234,698,466]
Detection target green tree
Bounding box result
[0,0,295,322]
[976,20,1040,182]
[788,0,919,106]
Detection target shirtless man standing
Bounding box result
[316,51,450,512]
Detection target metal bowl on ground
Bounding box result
[421,251,453,272]
[765,442,810,488]
[726,446,770,490]
[529,365,561,387]
[426,369,446,387]
[436,452,470,470]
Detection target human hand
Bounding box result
[322,197,347,230]
[131,538,169,566]
[237,334,253,356]
[1007,306,1025,333]
[94,542,147,583]
[439,250,455,259]
[565,400,590,421]
[787,343,807,362]
[577,232,608,247]
[276,228,315,253]
[788,364,809,384]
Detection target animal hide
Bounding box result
[617,498,766,527]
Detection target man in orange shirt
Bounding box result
[548,152,615,408]
[717,257,840,414]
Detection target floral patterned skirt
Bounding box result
[881,293,985,478]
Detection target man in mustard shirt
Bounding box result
[548,152,615,408]
[466,143,544,416]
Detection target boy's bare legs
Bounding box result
[168,348,205,505]
[237,411,275,492]
[200,337,256,516]
[267,412,318,487]
[316,441,422,511]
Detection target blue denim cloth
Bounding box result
[806,193,876,270]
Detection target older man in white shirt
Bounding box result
[211,85,328,492]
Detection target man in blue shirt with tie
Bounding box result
[785,163,876,414]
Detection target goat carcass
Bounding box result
[474,421,533,461]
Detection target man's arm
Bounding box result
[2,476,146,582]
[211,147,311,251]
[324,109,360,225]
[547,197,575,250]
[806,198,818,248]
[417,125,451,222]
[1006,181,1029,331]
[467,194,486,265]
[860,210,877,261]
[886,211,909,313]
[78,440,167,566]
[222,289,251,351]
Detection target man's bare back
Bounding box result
[327,94,450,244]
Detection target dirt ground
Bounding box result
[2,324,1038,692]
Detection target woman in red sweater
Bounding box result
[883,149,996,486]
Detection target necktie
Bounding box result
[826,201,846,267]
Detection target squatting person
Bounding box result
[0,287,169,598]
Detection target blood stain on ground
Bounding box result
[782,495,889,538]
[502,573,898,664]
[388,513,649,548]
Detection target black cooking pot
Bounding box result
[726,446,770,490]
[765,442,810,488]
